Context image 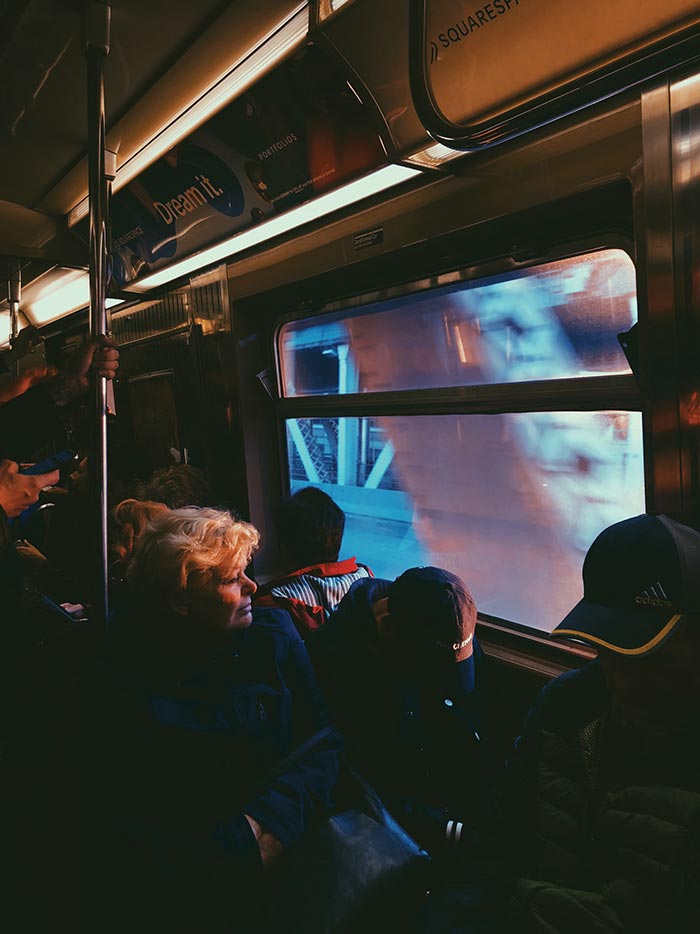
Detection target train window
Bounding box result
[279,249,636,397]
[285,411,644,633]
[278,247,643,634]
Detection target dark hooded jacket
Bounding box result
[307,577,490,853]
[108,602,342,928]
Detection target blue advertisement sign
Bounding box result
[102,46,386,287]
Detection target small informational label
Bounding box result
[256,367,277,399]
[353,227,384,251]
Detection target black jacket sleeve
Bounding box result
[0,385,67,463]
[418,677,555,934]
[241,620,342,849]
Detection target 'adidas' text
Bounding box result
[634,595,672,608]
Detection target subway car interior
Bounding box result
[1,1,700,931]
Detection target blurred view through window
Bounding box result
[280,250,636,395]
[279,250,644,633]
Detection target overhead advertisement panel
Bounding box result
[426,0,700,127]
[101,46,385,288]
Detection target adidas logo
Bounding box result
[634,582,672,608]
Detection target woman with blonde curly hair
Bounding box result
[110,506,341,932]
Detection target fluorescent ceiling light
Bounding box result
[0,311,10,347]
[128,164,420,292]
[319,0,353,18]
[24,268,90,324]
[67,4,308,228]
[404,142,466,169]
[22,268,124,325]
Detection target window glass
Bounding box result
[279,250,636,396]
[285,410,645,633]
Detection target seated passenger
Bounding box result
[255,486,372,636]
[107,498,169,604]
[308,566,491,857]
[109,507,341,931]
[133,462,213,508]
[422,514,700,934]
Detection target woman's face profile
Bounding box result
[184,563,258,635]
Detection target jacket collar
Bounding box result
[263,556,364,588]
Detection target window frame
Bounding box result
[273,236,645,639]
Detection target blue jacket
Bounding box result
[109,604,342,885]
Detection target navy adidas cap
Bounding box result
[552,514,700,655]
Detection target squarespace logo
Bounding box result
[430,0,522,64]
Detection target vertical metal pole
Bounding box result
[83,0,111,628]
[7,259,21,378]
[670,74,700,525]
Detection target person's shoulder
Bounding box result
[340,575,391,607]
[528,660,609,734]
[251,606,302,642]
[109,593,147,639]
[318,576,391,636]
[309,577,391,660]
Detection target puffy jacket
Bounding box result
[422,661,700,934]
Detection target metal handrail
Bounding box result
[83,0,111,629]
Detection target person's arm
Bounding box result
[418,682,549,934]
[0,365,57,405]
[0,460,60,522]
[0,502,10,550]
[465,705,540,885]
[239,619,342,860]
[0,338,119,462]
[242,813,284,870]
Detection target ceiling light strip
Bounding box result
[404,141,465,169]
[22,267,124,326]
[127,164,420,292]
[20,165,419,324]
[67,3,309,228]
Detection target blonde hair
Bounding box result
[127,506,259,604]
[109,498,169,564]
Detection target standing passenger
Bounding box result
[255,486,372,636]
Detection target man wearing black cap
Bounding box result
[421,514,700,934]
[308,566,490,856]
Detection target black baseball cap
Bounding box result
[388,567,477,696]
[552,514,700,655]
